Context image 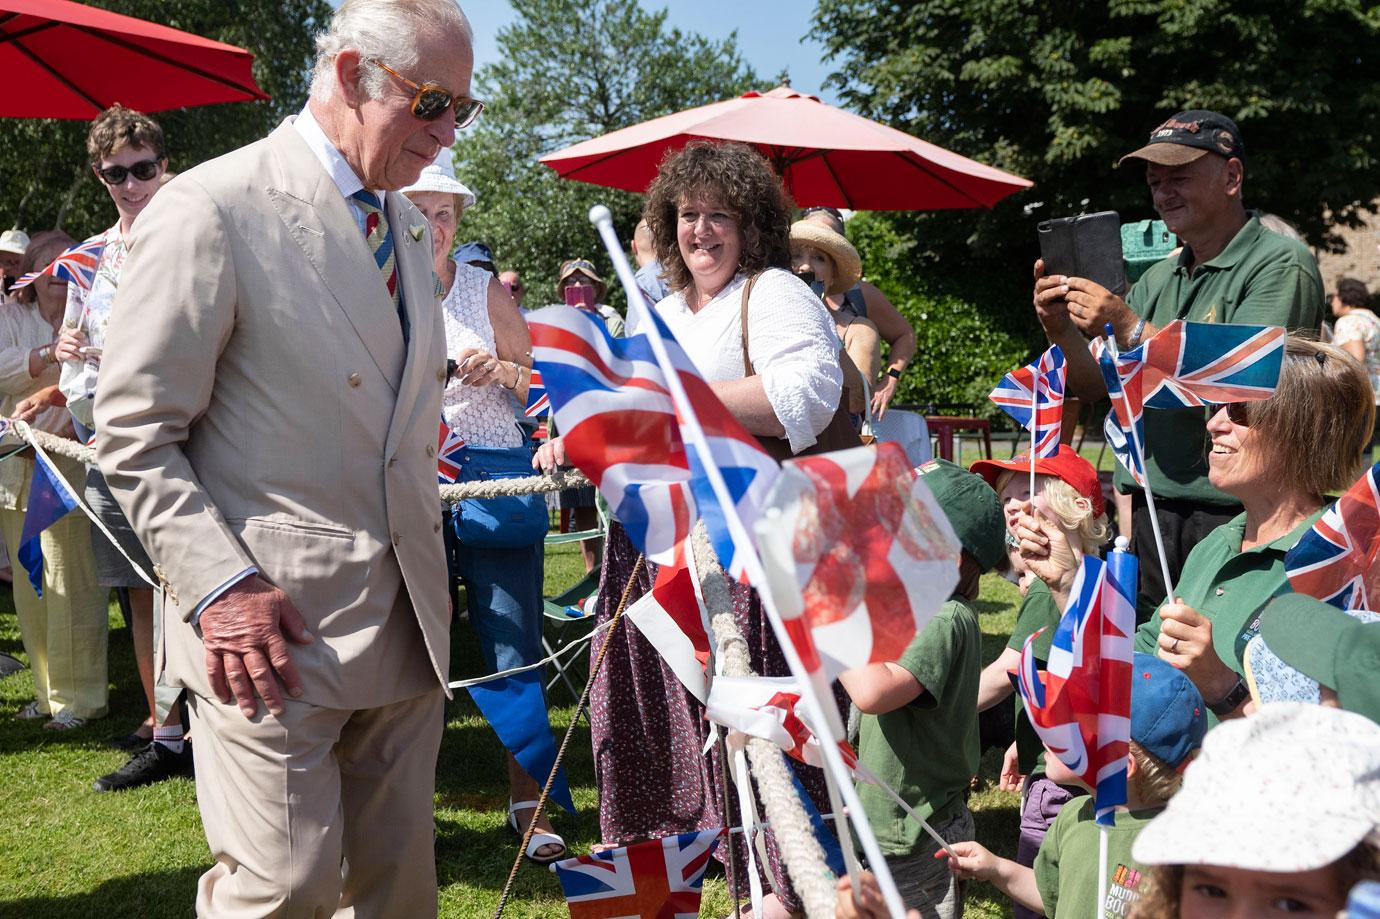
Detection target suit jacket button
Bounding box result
[436,367,447,382]
[347,372,361,387]
[392,531,402,546]
[434,521,442,533]
[426,444,436,458]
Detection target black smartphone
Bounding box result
[1037,210,1129,296]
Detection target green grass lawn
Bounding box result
[0,540,1023,918]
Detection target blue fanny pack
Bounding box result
[452,444,548,548]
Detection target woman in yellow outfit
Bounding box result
[0,230,109,729]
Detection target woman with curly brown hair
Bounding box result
[536,140,844,917]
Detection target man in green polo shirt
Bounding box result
[1032,109,1324,618]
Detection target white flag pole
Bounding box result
[1096,822,1110,919]
[1029,365,1039,499]
[1103,326,1175,602]
[590,205,909,919]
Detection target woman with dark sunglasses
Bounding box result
[49,106,192,792]
[1125,337,1373,723]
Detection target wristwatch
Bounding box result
[1208,677,1250,716]
[1127,318,1147,349]
[37,345,52,365]
[885,367,903,380]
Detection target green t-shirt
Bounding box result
[857,594,981,856]
[1006,579,1062,776]
[1033,796,1161,918]
[1134,508,1323,725]
[1116,214,1324,504]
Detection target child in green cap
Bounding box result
[940,654,1208,918]
[838,458,1006,917]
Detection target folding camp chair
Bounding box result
[541,571,600,704]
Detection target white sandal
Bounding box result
[507,799,567,866]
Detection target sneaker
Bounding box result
[15,700,48,721]
[94,741,194,792]
[43,710,87,731]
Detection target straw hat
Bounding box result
[789,220,861,297]
[400,148,476,209]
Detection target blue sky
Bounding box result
[330,0,842,105]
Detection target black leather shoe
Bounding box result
[107,732,152,752]
[93,741,194,792]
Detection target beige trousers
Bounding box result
[0,489,109,719]
[188,686,445,918]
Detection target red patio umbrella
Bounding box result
[0,0,268,119]
[539,86,1032,210]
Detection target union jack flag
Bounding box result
[528,305,778,581]
[1285,462,1380,610]
[8,271,40,292]
[1118,320,1285,413]
[989,345,1067,457]
[551,828,724,919]
[50,238,104,291]
[524,367,550,417]
[1016,548,1136,825]
[1092,338,1146,487]
[436,417,469,483]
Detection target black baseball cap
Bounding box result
[1119,109,1245,167]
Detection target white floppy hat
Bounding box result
[0,229,29,256]
[400,148,476,209]
[1132,703,1380,873]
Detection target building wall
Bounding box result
[1316,202,1380,294]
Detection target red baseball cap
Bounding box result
[970,445,1105,517]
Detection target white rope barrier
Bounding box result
[693,526,839,919]
[4,428,592,502]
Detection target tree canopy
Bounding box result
[1,0,330,241]
[453,0,759,307]
[812,0,1380,278]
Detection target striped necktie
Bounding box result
[351,190,410,345]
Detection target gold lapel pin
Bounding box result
[408,224,426,242]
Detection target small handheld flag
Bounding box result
[551,828,723,919]
[990,345,1067,458]
[18,450,83,597]
[1015,545,1136,825]
[1285,461,1380,610]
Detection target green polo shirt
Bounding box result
[1116,214,1324,504]
[1007,579,1062,776]
[857,594,980,855]
[1134,508,1324,724]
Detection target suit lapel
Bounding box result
[384,192,438,456]
[264,122,405,392]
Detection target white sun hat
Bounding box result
[0,229,30,255]
[400,148,476,209]
[1131,702,1380,873]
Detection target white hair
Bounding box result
[309,0,472,102]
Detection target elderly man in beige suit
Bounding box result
[93,1,484,915]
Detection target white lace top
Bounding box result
[655,268,842,454]
[441,261,522,448]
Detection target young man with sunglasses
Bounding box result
[1031,110,1325,621]
[91,0,481,914]
[39,105,192,792]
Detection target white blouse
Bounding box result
[441,261,523,448]
[656,268,842,454]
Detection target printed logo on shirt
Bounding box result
[1105,863,1146,916]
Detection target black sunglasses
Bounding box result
[372,59,484,130]
[1222,402,1252,426]
[95,158,162,185]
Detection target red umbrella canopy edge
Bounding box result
[539,86,1033,211]
[1,0,269,119]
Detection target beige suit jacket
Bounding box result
[95,119,451,710]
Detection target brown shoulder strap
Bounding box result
[739,274,760,377]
